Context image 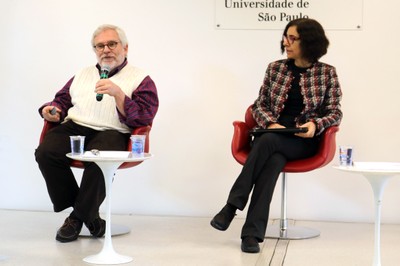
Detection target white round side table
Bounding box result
[334,162,400,266]
[67,151,153,265]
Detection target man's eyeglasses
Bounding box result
[93,41,120,52]
[282,35,300,45]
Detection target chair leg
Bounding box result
[265,172,320,240]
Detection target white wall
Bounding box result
[1,0,400,224]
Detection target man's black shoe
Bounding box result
[210,204,236,231]
[241,236,260,253]
[56,216,83,243]
[85,216,106,238]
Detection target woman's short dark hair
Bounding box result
[281,18,329,63]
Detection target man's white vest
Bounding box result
[65,64,147,133]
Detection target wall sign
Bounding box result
[215,0,363,30]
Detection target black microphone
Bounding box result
[96,65,110,101]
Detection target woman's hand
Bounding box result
[295,121,316,138]
[267,123,285,129]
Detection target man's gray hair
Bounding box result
[91,24,128,48]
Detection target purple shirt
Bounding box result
[39,60,159,129]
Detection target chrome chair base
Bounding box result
[266,224,320,240]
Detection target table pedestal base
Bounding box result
[84,250,132,264]
[364,174,393,266]
[83,160,130,265]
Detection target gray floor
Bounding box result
[1,209,400,266]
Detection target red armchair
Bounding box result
[231,105,339,239]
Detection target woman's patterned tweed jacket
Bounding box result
[252,59,343,136]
